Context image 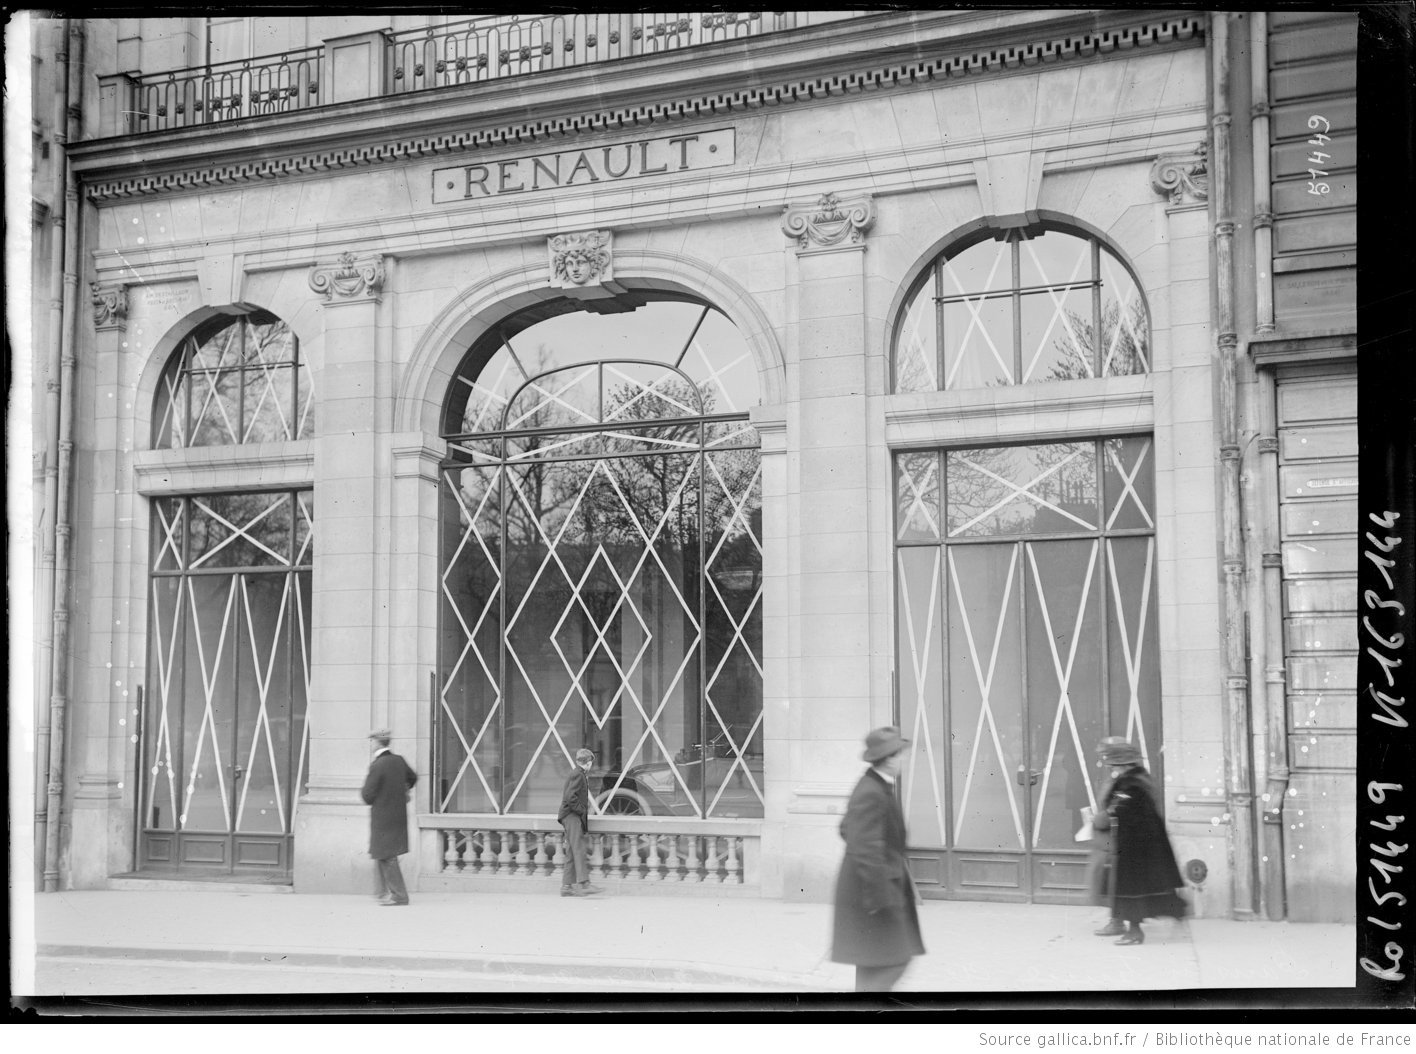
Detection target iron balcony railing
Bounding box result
[119,12,845,135]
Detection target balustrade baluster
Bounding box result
[495,830,513,874]
[644,834,663,881]
[589,829,606,880]
[512,831,531,875]
[684,835,703,883]
[663,834,682,882]
[533,831,551,875]
[442,830,459,873]
[725,837,742,884]
[606,833,622,881]
[479,829,497,870]
[704,836,722,884]
[551,830,567,877]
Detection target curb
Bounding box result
[36,943,840,992]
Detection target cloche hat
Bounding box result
[1096,736,1143,767]
[862,726,909,763]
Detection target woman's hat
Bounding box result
[574,748,595,764]
[862,726,909,763]
[1097,736,1143,766]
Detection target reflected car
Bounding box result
[593,738,763,818]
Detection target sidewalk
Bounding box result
[24,888,1355,995]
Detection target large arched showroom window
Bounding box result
[892,225,1149,393]
[437,297,763,819]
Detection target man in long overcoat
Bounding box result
[830,726,925,991]
[361,729,418,906]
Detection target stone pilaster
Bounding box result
[775,193,875,901]
[297,252,389,892]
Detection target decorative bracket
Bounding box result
[309,251,385,302]
[781,192,875,253]
[90,282,128,331]
[1150,141,1209,206]
[548,230,625,301]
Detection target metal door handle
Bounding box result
[1016,764,1040,786]
[233,765,244,780]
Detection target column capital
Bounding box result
[1150,140,1209,206]
[90,281,128,332]
[782,192,875,254]
[309,251,386,303]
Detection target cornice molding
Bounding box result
[76,11,1205,203]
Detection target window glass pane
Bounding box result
[233,573,292,834]
[293,364,315,440]
[145,575,184,831]
[703,447,763,818]
[1103,437,1156,530]
[896,545,946,848]
[241,363,296,443]
[505,363,600,432]
[182,575,237,830]
[947,544,1024,851]
[439,464,502,814]
[153,365,185,449]
[941,239,1011,296]
[152,497,185,571]
[894,282,937,394]
[1020,288,1095,383]
[1023,538,1105,851]
[190,322,242,370]
[1104,536,1163,784]
[1018,231,1090,291]
[946,443,1098,537]
[943,297,1013,389]
[189,492,293,569]
[246,320,296,365]
[603,362,702,423]
[189,369,243,447]
[682,308,758,413]
[1099,254,1150,375]
[895,451,941,543]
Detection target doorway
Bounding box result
[139,490,312,877]
[894,439,1162,901]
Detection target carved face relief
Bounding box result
[562,249,596,284]
[549,230,614,289]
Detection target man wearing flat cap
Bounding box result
[361,729,418,906]
[558,747,604,897]
[830,726,925,991]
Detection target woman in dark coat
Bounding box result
[830,726,926,991]
[1095,736,1187,945]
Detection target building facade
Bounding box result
[25,10,1357,922]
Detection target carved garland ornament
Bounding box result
[90,282,128,330]
[549,230,614,288]
[308,251,386,302]
[1150,141,1209,206]
[781,192,875,252]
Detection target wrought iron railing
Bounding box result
[130,45,324,131]
[424,817,755,885]
[114,12,851,135]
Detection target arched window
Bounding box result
[152,310,313,448]
[437,297,763,819]
[892,225,1149,393]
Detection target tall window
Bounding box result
[893,226,1149,393]
[438,298,763,819]
[153,311,313,448]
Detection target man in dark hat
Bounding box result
[830,726,926,991]
[361,729,418,906]
[558,747,604,898]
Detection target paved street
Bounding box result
[35,956,701,996]
[21,889,1356,1000]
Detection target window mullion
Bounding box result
[934,262,945,392]
[1092,239,1103,377]
[1011,240,1023,384]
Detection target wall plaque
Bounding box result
[432,128,735,204]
